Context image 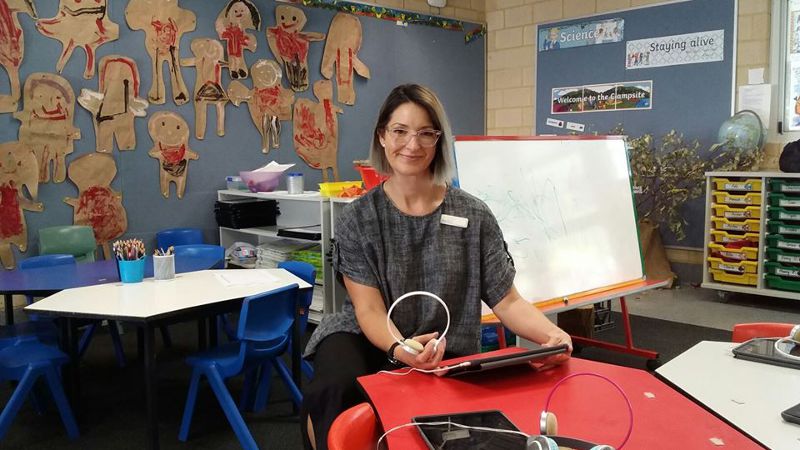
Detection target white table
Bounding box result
[26,269,311,450]
[656,340,800,450]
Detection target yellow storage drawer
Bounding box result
[710,217,760,233]
[711,191,762,206]
[707,257,758,274]
[711,204,760,220]
[709,268,758,286]
[709,230,760,245]
[712,178,762,192]
[708,242,759,261]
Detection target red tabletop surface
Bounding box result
[358,347,763,449]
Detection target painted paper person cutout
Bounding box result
[0,142,42,269]
[228,59,294,153]
[321,13,370,106]
[293,80,342,181]
[36,0,120,79]
[215,0,260,80]
[0,0,37,113]
[14,73,81,184]
[126,0,196,105]
[64,153,127,260]
[266,5,325,92]
[78,55,149,153]
[182,39,228,140]
[147,111,198,199]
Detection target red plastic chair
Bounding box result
[328,402,380,450]
[732,322,795,343]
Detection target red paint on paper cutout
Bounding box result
[159,142,186,164]
[221,25,246,57]
[0,182,22,238]
[0,1,22,67]
[268,27,308,61]
[76,185,124,242]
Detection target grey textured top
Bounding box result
[304,185,516,358]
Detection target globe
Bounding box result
[717,110,765,151]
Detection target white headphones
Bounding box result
[386,290,450,355]
[773,325,800,361]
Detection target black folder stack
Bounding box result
[214,199,279,229]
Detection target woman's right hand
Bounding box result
[394,332,446,370]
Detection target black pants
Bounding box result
[301,332,392,450]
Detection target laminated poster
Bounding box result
[551,80,652,114]
[538,18,623,52]
[625,30,724,70]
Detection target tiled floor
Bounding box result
[612,284,800,331]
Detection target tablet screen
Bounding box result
[732,337,800,369]
[413,410,527,450]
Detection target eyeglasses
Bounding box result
[385,126,442,147]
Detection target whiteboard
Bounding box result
[454,136,644,304]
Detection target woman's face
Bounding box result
[379,102,438,178]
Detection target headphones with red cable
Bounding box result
[526,372,634,450]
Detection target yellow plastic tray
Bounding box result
[708,242,758,261]
[707,257,757,274]
[318,181,363,197]
[711,204,760,220]
[710,217,760,233]
[709,230,760,245]
[711,191,762,206]
[709,268,758,286]
[711,178,762,192]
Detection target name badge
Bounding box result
[441,214,468,228]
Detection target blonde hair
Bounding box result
[369,84,454,185]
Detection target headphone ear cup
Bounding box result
[539,411,558,435]
[791,324,800,342]
[589,446,615,450]
[526,435,558,450]
[401,338,423,355]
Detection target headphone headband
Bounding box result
[386,290,450,351]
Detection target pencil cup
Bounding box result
[153,254,175,281]
[118,258,146,283]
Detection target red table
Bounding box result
[358,347,763,449]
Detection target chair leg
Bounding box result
[273,358,302,408]
[159,326,173,348]
[43,364,79,439]
[252,363,274,413]
[107,321,127,368]
[0,366,40,440]
[239,367,257,413]
[178,369,203,441]
[206,368,258,450]
[218,314,237,342]
[77,323,98,358]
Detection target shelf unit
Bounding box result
[702,172,800,301]
[217,189,332,322]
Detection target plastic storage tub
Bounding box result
[711,204,760,220]
[709,230,760,245]
[711,191,762,206]
[766,248,800,264]
[768,207,800,222]
[318,181,363,197]
[707,257,757,274]
[355,165,389,190]
[768,193,800,208]
[708,242,758,261]
[770,179,800,194]
[765,261,800,278]
[767,221,800,236]
[767,234,800,251]
[709,268,758,285]
[710,217,760,233]
[766,274,800,292]
[712,177,762,192]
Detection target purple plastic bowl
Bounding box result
[239,171,282,193]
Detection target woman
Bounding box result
[301,84,572,449]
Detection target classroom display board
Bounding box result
[0,1,484,264]
[454,136,644,304]
[535,0,735,248]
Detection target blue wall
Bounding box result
[2,0,485,262]
[535,0,735,247]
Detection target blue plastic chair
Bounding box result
[20,255,76,321]
[249,261,316,413]
[173,244,225,268]
[156,228,204,252]
[178,284,299,450]
[0,340,79,441]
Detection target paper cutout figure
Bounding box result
[229,59,294,153]
[0,141,42,269]
[0,0,36,113]
[147,111,198,199]
[182,38,228,140]
[14,73,81,184]
[125,0,196,105]
[64,153,127,260]
[36,0,120,79]
[266,5,325,92]
[78,55,149,153]
[215,0,260,80]
[293,80,342,181]
[321,13,370,106]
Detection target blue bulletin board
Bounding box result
[0,0,485,263]
[535,0,736,247]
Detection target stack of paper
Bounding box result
[255,239,317,269]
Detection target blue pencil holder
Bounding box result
[119,258,146,283]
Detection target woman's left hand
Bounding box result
[540,327,572,365]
